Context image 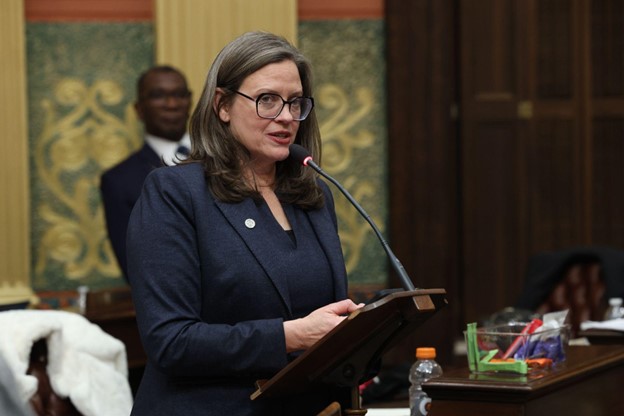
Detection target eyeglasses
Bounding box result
[144,89,191,102]
[233,91,314,121]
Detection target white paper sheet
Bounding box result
[580,318,624,332]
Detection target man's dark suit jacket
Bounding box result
[100,144,161,279]
[126,162,349,415]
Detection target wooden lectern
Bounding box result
[251,289,447,415]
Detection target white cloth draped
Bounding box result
[0,309,133,416]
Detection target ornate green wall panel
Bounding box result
[299,20,387,288]
[27,23,153,291]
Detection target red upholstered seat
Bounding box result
[27,339,82,416]
[535,262,606,337]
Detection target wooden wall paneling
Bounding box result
[528,119,582,250]
[459,0,624,324]
[592,119,624,246]
[536,0,575,100]
[386,0,458,365]
[590,0,624,246]
[459,0,530,323]
[25,0,383,22]
[387,0,624,367]
[298,0,383,19]
[590,0,624,98]
[461,120,527,322]
[25,0,152,21]
[527,0,585,254]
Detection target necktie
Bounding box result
[176,145,190,157]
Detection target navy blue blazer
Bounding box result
[100,144,161,279]
[126,162,349,415]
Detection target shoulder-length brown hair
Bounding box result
[189,31,324,209]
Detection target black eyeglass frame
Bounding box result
[232,90,314,121]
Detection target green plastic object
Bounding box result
[466,322,528,375]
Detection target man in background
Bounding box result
[100,65,192,281]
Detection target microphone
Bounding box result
[289,144,416,292]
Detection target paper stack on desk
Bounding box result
[366,409,410,416]
[580,318,624,332]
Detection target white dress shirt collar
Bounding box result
[144,133,191,166]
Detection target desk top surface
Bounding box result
[424,345,624,396]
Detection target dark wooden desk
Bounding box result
[423,345,624,416]
[578,329,624,345]
[87,309,146,369]
[84,286,146,369]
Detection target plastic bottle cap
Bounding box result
[416,347,436,360]
[609,298,623,306]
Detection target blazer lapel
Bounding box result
[214,193,348,316]
[214,198,294,317]
[305,208,348,301]
[137,144,163,170]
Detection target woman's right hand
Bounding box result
[283,299,363,353]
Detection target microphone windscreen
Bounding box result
[288,144,312,165]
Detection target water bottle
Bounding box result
[77,285,89,315]
[604,297,624,320]
[409,347,443,416]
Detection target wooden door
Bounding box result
[459,0,590,323]
[459,0,532,323]
[589,0,624,246]
[386,0,459,364]
[386,0,624,365]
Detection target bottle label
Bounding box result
[412,396,432,416]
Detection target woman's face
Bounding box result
[218,60,303,173]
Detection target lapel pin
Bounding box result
[244,218,256,229]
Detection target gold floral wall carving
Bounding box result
[317,83,378,273]
[34,78,141,283]
[32,79,376,282]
